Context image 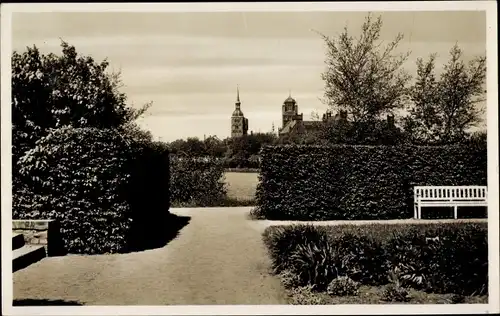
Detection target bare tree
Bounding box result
[404,44,486,144]
[318,14,411,124]
[310,110,321,121]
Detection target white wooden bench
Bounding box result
[414,186,487,219]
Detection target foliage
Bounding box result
[288,285,329,305]
[382,283,411,302]
[319,13,411,124]
[11,41,146,164]
[262,224,328,274]
[404,44,486,144]
[450,294,466,304]
[384,223,488,295]
[263,222,488,296]
[316,117,407,145]
[256,144,486,220]
[13,127,170,254]
[279,269,302,290]
[327,232,388,285]
[327,276,360,296]
[169,155,227,206]
[288,235,340,290]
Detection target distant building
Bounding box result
[278,93,345,138]
[231,86,249,137]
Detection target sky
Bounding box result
[11,10,487,142]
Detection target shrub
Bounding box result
[382,283,410,302]
[328,232,388,285]
[169,156,227,206]
[256,144,486,220]
[288,285,328,305]
[327,276,360,296]
[248,207,266,220]
[13,127,170,254]
[450,294,466,304]
[263,224,329,274]
[279,269,302,289]
[289,236,339,290]
[384,223,488,296]
[263,222,487,296]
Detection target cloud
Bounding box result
[10,11,487,141]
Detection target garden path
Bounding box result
[13,207,288,305]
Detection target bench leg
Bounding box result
[418,205,422,220]
[414,204,417,219]
[454,205,458,219]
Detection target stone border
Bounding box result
[12,220,66,257]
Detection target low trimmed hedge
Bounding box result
[255,144,486,220]
[13,127,170,254]
[263,222,488,296]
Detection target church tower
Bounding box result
[231,86,249,137]
[282,91,302,129]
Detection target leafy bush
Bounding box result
[288,285,328,305]
[263,224,328,274]
[329,232,388,285]
[13,127,170,254]
[384,223,488,295]
[169,156,227,206]
[279,269,302,289]
[11,41,142,168]
[289,236,339,290]
[256,144,486,220]
[382,283,410,302]
[263,222,487,296]
[450,294,466,304]
[327,276,360,296]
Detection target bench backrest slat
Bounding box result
[415,186,487,201]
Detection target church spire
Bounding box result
[234,85,241,111]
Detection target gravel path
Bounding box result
[13,207,288,305]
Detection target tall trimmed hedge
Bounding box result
[169,156,227,207]
[255,144,486,220]
[13,127,170,254]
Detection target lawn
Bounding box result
[224,172,259,201]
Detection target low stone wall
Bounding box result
[13,220,66,256]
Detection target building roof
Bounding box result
[302,121,323,130]
[279,120,297,135]
[284,96,296,103]
[280,120,324,135]
[232,108,244,117]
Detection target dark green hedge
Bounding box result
[13,127,170,254]
[255,144,487,220]
[263,222,488,296]
[169,156,227,207]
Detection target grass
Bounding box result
[170,171,258,207]
[224,172,259,202]
[285,284,488,305]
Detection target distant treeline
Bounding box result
[164,123,486,169]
